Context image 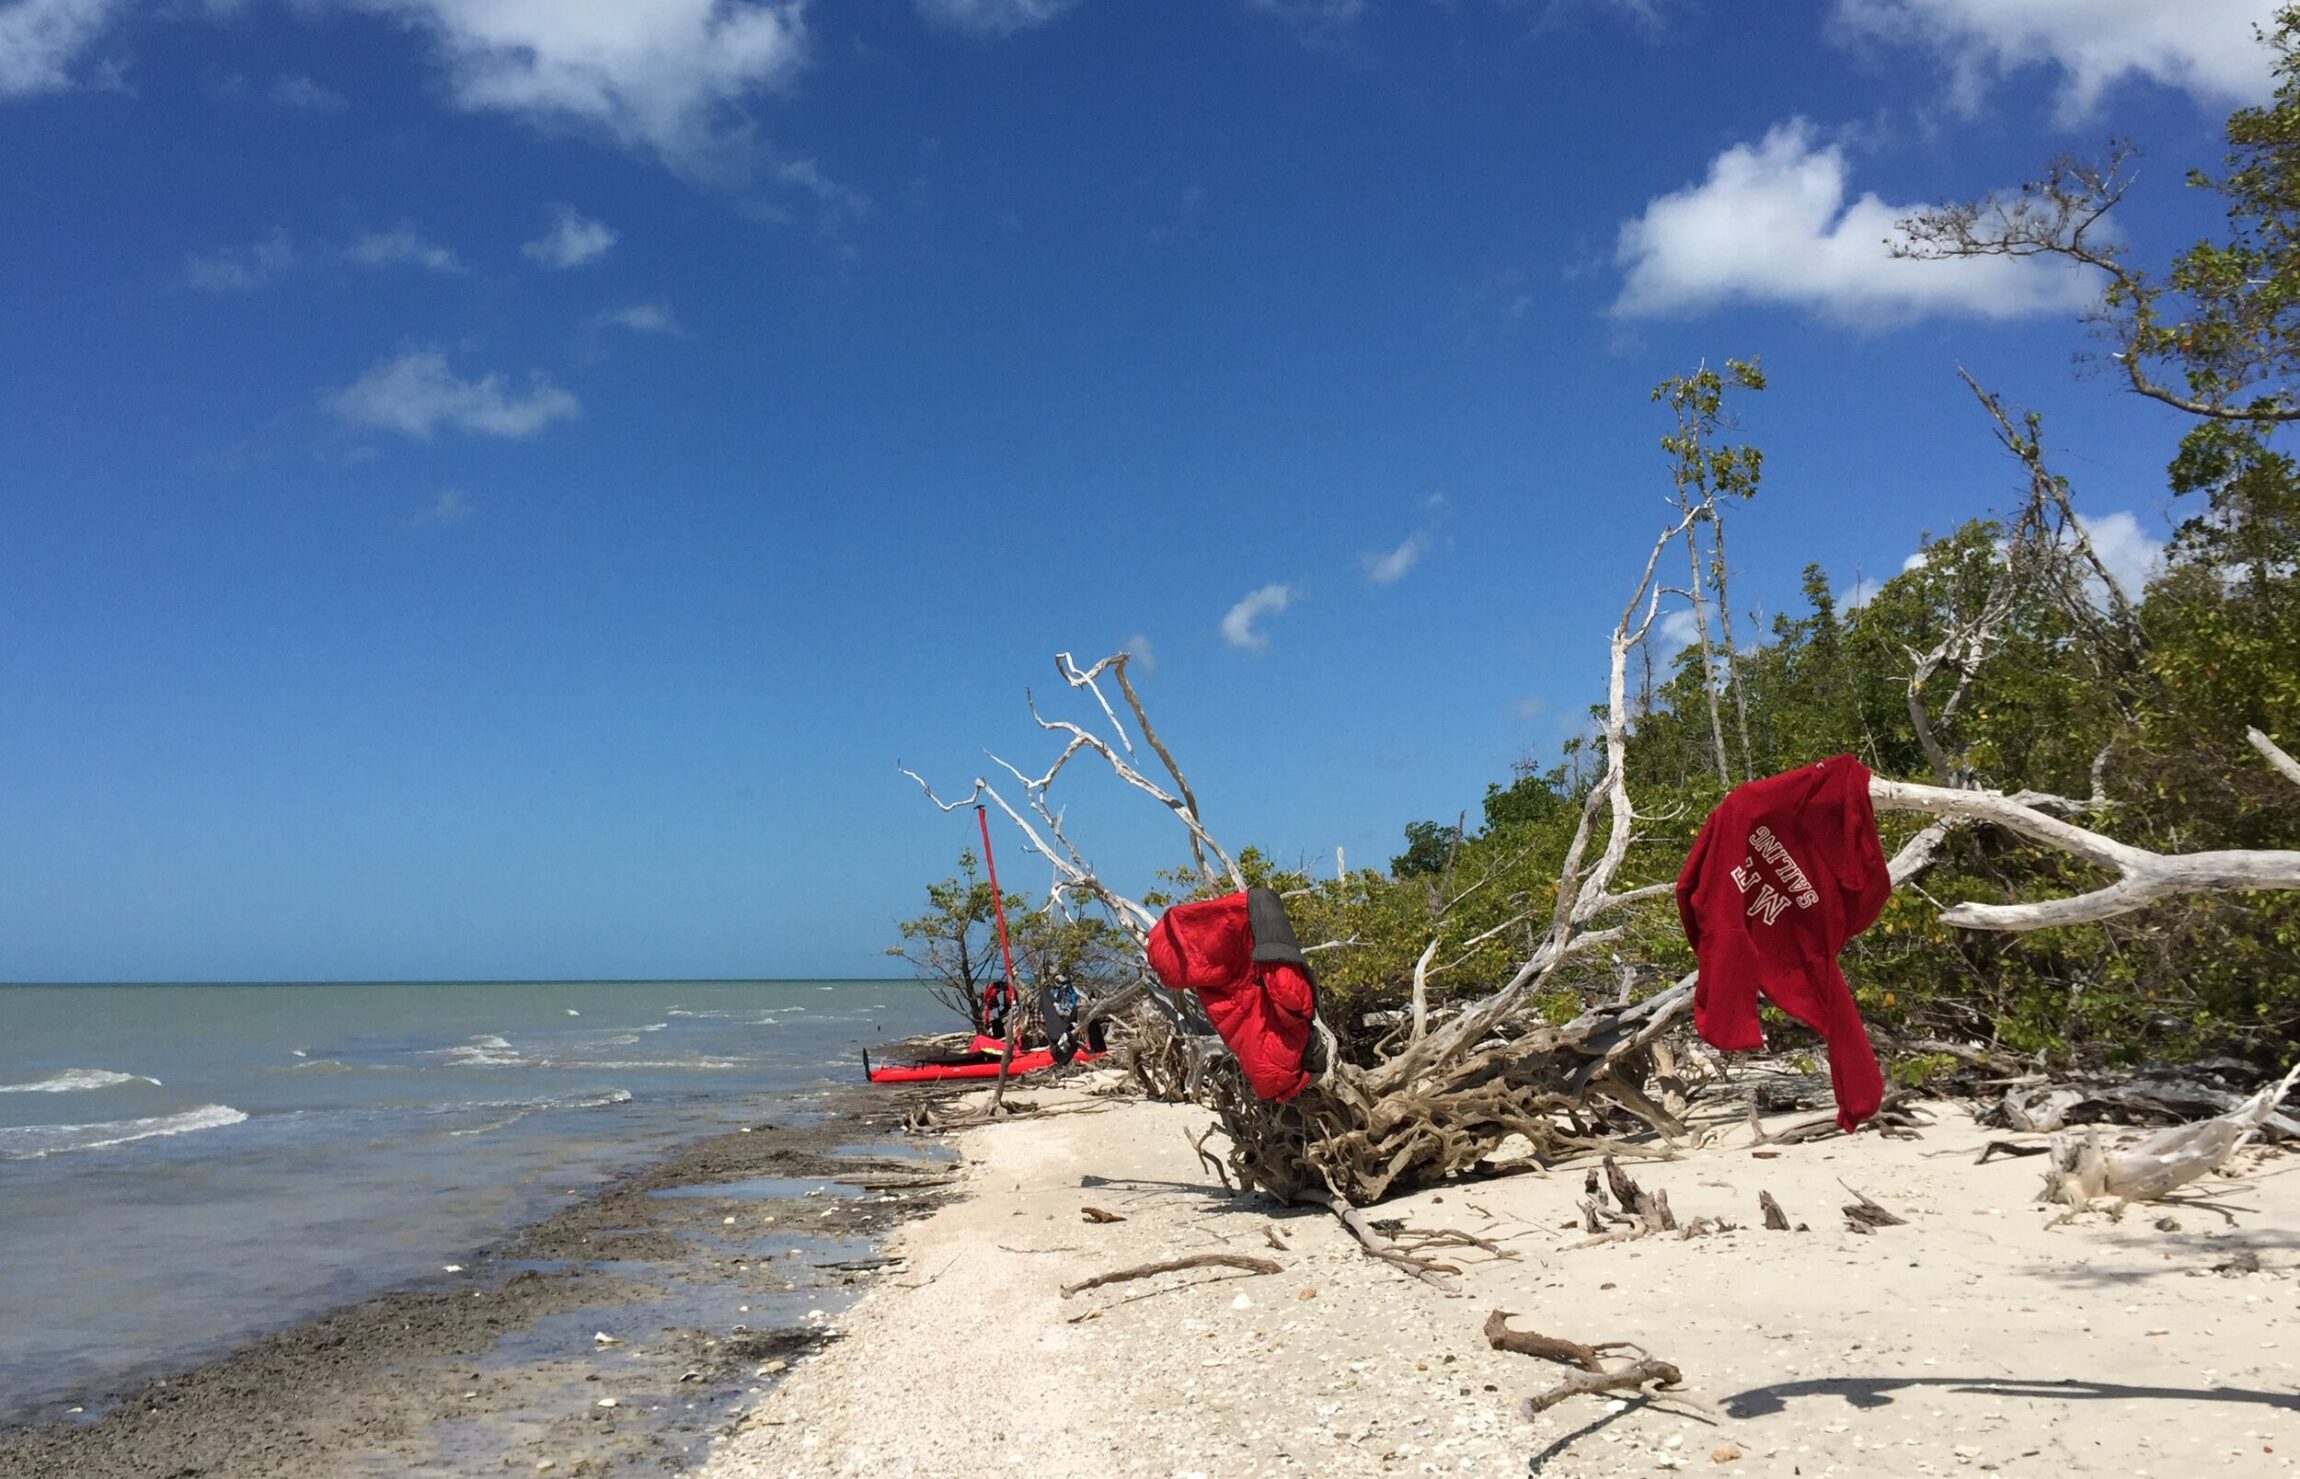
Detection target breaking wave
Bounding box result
[435,1035,523,1068]
[0,1105,249,1159]
[444,1088,634,1138]
[0,1068,161,1094]
[577,1059,742,1072]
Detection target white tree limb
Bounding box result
[1871,776,2300,931]
[2251,728,2300,790]
[1410,937,1439,1043]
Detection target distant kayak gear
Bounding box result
[862,1033,1101,1084]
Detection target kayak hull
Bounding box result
[863,1044,1099,1084]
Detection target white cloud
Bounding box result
[355,0,808,171]
[916,0,1079,34]
[523,206,617,269]
[1840,576,1886,610]
[1613,119,2100,326]
[329,348,580,440]
[1363,531,1429,585]
[1122,633,1157,675]
[770,155,869,227]
[1832,0,2277,122]
[1248,0,1370,29]
[2076,510,2164,598]
[347,224,464,273]
[1221,584,1293,651]
[595,301,680,335]
[412,486,471,525]
[269,73,346,110]
[0,0,129,98]
[1656,604,1702,655]
[185,228,296,292]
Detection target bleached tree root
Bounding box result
[1295,1187,1462,1289]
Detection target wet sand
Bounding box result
[0,1077,966,1478]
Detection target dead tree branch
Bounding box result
[1521,1359,1687,1416]
[1058,1253,1281,1298]
[1487,1311,1686,1416]
[1870,775,2300,929]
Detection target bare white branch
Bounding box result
[2251,728,2300,790]
[1871,777,2300,930]
[1409,937,1439,1043]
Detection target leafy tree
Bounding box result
[889,849,1137,1032]
[1390,818,1459,878]
[886,849,1019,1027]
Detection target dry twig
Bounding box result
[1840,1182,1907,1233]
[1058,1253,1281,1299]
[1522,1359,1687,1416]
[1485,1310,1686,1416]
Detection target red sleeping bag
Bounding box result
[1146,888,1319,1102]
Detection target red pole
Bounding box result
[976,804,1018,1014]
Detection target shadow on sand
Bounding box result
[1722,1373,2300,1419]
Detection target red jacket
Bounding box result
[1146,887,1317,1101]
[1676,755,1890,1133]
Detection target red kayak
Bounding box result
[862,1035,1100,1084]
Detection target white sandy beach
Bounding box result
[703,1084,2300,1479]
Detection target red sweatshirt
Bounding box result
[1676,755,1891,1132]
[1146,887,1318,1102]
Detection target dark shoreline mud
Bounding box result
[0,1076,970,1479]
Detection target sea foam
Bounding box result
[0,1068,161,1094]
[0,1104,249,1159]
[436,1035,524,1068]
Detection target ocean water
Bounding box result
[0,980,948,1426]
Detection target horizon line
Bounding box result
[0,976,925,988]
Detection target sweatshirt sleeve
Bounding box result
[1676,809,1713,954]
[1833,758,1892,938]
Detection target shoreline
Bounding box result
[0,1069,970,1478]
[15,1063,2300,1478]
[703,1082,2300,1479]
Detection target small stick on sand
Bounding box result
[1080,1206,1125,1223]
[1294,1187,1461,1289]
[1059,1253,1281,1298]
[1394,1228,1520,1260]
[1482,1311,1633,1372]
[1521,1359,1686,1415]
[1189,1127,1235,1192]
[1840,1182,1908,1232]
[1485,1311,1685,1415]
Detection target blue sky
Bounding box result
[0,0,2278,981]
